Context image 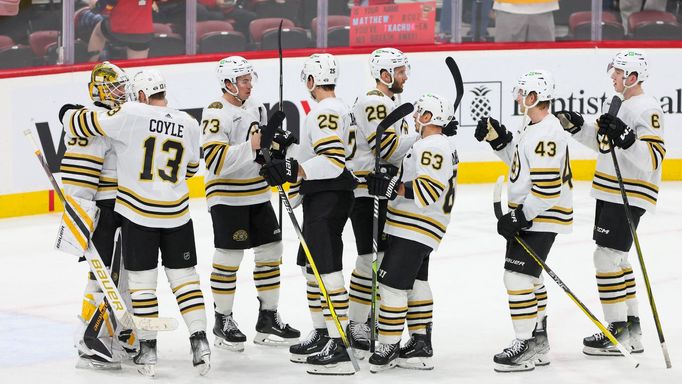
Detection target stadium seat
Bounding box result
[148,33,185,58]
[0,35,13,50]
[249,18,295,43]
[28,30,59,58]
[253,0,302,26]
[198,31,247,54]
[0,45,34,69]
[196,20,234,43]
[153,23,174,35]
[0,0,20,16]
[569,11,625,40]
[327,26,350,47]
[310,15,350,38]
[629,11,682,40]
[260,27,310,50]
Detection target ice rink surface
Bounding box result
[1,181,681,383]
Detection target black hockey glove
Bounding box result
[367,172,400,200]
[497,205,531,240]
[475,117,512,151]
[59,103,84,121]
[272,128,298,151]
[597,114,636,150]
[259,158,299,186]
[554,110,584,134]
[442,119,459,136]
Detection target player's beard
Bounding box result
[389,82,404,94]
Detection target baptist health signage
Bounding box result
[1,47,681,200]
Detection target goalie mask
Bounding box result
[216,56,257,98]
[132,69,166,101]
[512,70,556,109]
[88,61,129,108]
[414,93,454,135]
[369,47,409,88]
[300,53,338,91]
[608,49,648,89]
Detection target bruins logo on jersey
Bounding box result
[510,148,521,182]
[233,229,248,242]
[208,101,223,109]
[597,132,611,154]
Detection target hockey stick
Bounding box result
[24,129,178,333]
[261,111,361,372]
[370,102,416,352]
[605,95,672,368]
[493,176,639,368]
[444,57,463,135]
[277,19,284,232]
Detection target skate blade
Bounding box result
[494,361,535,373]
[534,354,550,367]
[137,364,156,377]
[630,342,644,354]
[397,356,434,370]
[290,353,310,364]
[254,332,299,347]
[370,360,398,373]
[214,338,244,352]
[306,361,355,375]
[76,357,122,370]
[194,356,211,376]
[582,346,624,356]
[351,348,370,360]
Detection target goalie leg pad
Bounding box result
[504,270,537,340]
[211,248,243,315]
[166,267,207,335]
[55,196,100,257]
[593,246,628,323]
[253,241,282,311]
[129,269,159,341]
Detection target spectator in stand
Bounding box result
[198,0,257,39]
[620,0,668,33]
[88,0,154,60]
[492,0,558,42]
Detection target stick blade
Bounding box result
[445,56,464,111]
[261,110,286,149]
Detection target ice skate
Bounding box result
[627,316,644,353]
[347,320,371,359]
[289,328,329,363]
[133,339,157,377]
[583,321,630,356]
[254,309,300,346]
[533,317,550,366]
[369,342,400,373]
[190,331,211,376]
[213,312,246,352]
[306,338,355,375]
[493,338,536,372]
[398,323,433,370]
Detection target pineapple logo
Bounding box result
[469,86,493,121]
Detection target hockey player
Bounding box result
[259,53,356,375]
[202,56,299,352]
[365,93,457,373]
[475,70,573,372]
[346,47,419,356]
[554,50,665,356]
[56,61,134,370]
[58,69,211,377]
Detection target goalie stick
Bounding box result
[605,95,671,368]
[260,111,361,372]
[25,129,178,332]
[493,176,639,368]
[370,102,415,352]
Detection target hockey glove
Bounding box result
[475,117,513,151]
[442,119,459,136]
[272,128,298,151]
[259,158,299,186]
[367,172,400,200]
[497,205,531,240]
[597,114,636,149]
[59,103,85,121]
[554,110,584,134]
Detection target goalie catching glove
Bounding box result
[475,117,512,151]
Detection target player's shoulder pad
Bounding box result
[366,89,384,97]
[207,101,223,109]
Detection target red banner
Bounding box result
[349,2,437,47]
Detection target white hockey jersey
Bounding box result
[61,102,201,228]
[385,134,458,251]
[496,114,573,234]
[201,98,268,209]
[287,96,354,205]
[574,94,665,212]
[348,89,418,197]
[60,102,117,201]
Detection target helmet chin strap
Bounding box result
[223,80,245,104]
[520,95,539,132]
[379,71,394,88]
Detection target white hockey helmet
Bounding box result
[216,56,257,95]
[88,61,129,108]
[300,53,339,90]
[132,69,166,100]
[608,49,649,84]
[414,93,454,128]
[512,70,556,105]
[369,47,409,86]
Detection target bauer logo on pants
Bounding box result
[459,81,503,127]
